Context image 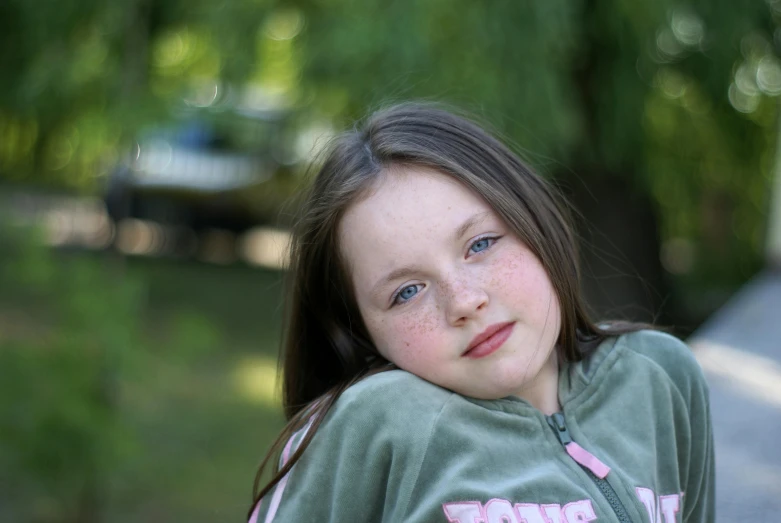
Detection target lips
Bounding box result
[463,322,516,359]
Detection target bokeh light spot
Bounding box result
[263,9,304,41]
[655,67,688,99]
[671,8,704,47]
[153,30,191,69]
[240,227,291,269]
[756,56,781,96]
[656,28,683,59]
[735,62,759,96]
[233,356,279,406]
[661,237,695,274]
[729,83,760,114]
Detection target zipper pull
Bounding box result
[546,413,611,479]
[547,412,572,445]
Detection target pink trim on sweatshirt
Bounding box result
[263,473,292,523]
[564,442,610,479]
[248,503,260,523]
[248,420,314,523]
[280,428,298,465]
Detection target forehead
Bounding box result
[338,167,494,284]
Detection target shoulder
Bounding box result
[343,368,453,402]
[256,371,454,522]
[289,370,453,463]
[300,371,452,507]
[291,370,454,460]
[614,329,709,402]
[327,369,454,435]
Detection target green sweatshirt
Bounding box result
[250,330,714,522]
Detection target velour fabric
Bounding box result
[252,330,714,523]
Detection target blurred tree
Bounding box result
[0,0,274,190]
[292,0,778,325]
[0,219,144,523]
[0,0,777,323]
[0,218,242,523]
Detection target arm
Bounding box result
[682,360,715,522]
[625,330,716,522]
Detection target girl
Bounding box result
[248,103,714,523]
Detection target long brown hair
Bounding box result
[249,102,648,516]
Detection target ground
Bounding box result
[690,270,781,521]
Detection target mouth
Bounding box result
[463,322,516,359]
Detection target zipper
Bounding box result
[546,412,632,523]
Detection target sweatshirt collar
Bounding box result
[462,335,623,415]
[558,335,622,406]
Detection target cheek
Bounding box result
[490,252,523,288]
[490,250,537,292]
[373,307,444,365]
[492,251,560,319]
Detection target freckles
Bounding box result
[401,309,438,335]
[439,279,461,304]
[395,309,440,359]
[489,251,556,315]
[491,252,523,287]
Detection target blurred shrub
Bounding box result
[0,219,144,523]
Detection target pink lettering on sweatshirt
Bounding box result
[443,488,682,523]
[443,499,596,523]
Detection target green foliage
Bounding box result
[291,0,776,316]
[0,0,275,191]
[0,219,286,522]
[0,219,145,522]
[1,0,776,306]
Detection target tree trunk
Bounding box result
[566,173,672,326]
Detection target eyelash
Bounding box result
[390,235,502,307]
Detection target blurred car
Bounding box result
[104,107,298,235]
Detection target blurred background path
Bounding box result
[691,271,781,521]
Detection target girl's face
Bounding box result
[339,166,562,403]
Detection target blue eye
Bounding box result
[469,236,498,254]
[393,284,422,305]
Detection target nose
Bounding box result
[442,273,489,325]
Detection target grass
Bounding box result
[0,250,289,523]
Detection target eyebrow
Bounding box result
[370,265,425,300]
[452,211,492,243]
[369,211,493,300]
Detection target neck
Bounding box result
[515,350,561,415]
